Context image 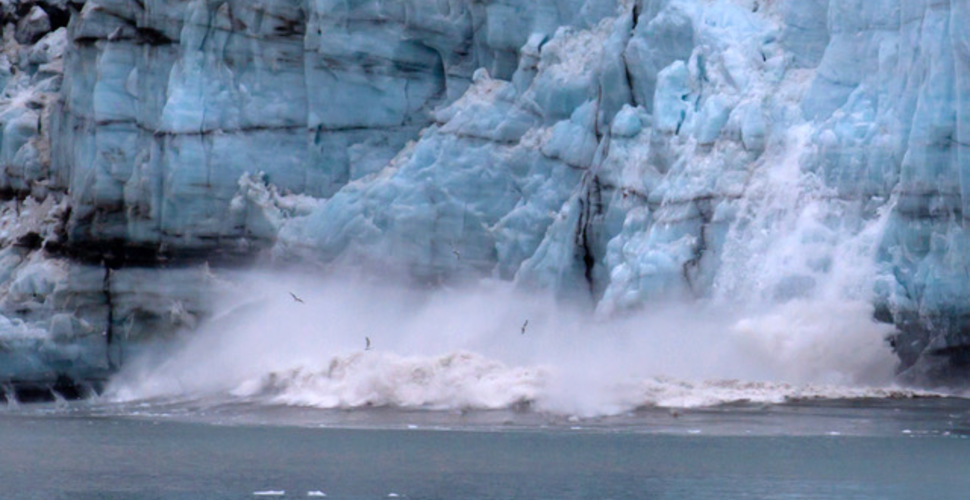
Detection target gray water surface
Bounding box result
[2,399,969,499]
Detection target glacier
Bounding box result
[0,0,969,399]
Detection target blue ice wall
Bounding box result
[1,0,969,383]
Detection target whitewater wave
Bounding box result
[230,351,545,411]
[109,349,931,416]
[232,352,929,413]
[102,272,931,417]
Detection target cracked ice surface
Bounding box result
[275,0,970,379]
[0,0,969,383]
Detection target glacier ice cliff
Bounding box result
[0,0,969,395]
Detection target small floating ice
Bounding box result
[387,493,401,497]
[253,491,285,497]
[902,429,912,434]
[307,491,326,497]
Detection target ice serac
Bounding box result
[280,0,785,302]
[1,0,970,389]
[277,0,970,382]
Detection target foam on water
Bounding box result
[105,268,925,417]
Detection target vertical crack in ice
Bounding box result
[576,173,605,296]
[102,263,116,370]
[682,196,713,297]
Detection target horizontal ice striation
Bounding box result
[0,0,622,389]
[0,195,217,392]
[50,0,620,261]
[0,0,969,387]
[0,0,219,388]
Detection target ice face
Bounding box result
[275,0,970,380]
[51,0,621,255]
[0,0,969,386]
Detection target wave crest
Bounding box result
[229,351,545,410]
[103,274,928,417]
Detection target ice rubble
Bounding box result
[0,0,969,386]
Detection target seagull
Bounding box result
[520,319,529,334]
[289,292,304,303]
[365,336,372,351]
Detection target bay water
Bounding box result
[2,398,969,499]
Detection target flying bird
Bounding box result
[520,319,529,334]
[289,292,304,303]
[365,336,372,351]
